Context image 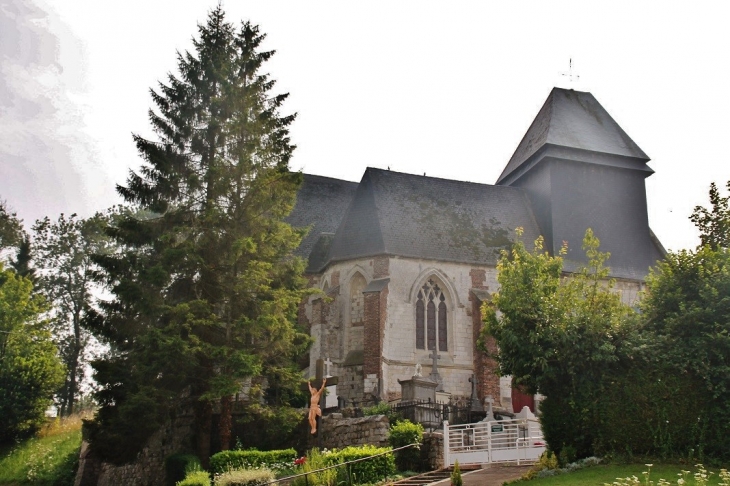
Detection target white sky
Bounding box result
[1,0,729,252]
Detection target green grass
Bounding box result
[0,418,82,486]
[510,464,729,485]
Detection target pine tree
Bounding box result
[10,235,36,283]
[89,7,310,465]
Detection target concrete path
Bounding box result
[431,465,532,486]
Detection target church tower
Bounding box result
[496,88,664,280]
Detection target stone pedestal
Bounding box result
[398,376,438,402]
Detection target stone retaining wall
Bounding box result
[315,414,389,449]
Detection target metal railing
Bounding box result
[263,443,420,486]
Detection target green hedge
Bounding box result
[210,449,297,475]
[327,445,396,484]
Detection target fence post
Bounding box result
[443,420,450,468]
[487,419,492,465]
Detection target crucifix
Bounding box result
[469,374,483,412]
[428,351,444,391]
[560,57,580,84]
[302,358,339,440]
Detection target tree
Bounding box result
[10,234,37,283]
[0,200,23,258]
[0,262,64,443]
[640,180,730,459]
[89,7,310,465]
[481,228,636,458]
[690,180,730,250]
[32,212,112,417]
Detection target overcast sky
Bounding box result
[1,0,728,252]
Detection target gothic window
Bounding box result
[416,279,447,351]
[350,273,366,326]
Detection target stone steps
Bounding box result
[390,468,458,486]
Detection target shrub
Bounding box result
[210,449,297,475]
[388,420,424,471]
[331,445,396,484]
[214,468,274,486]
[166,453,203,486]
[291,448,339,486]
[450,461,462,486]
[291,446,396,486]
[363,402,403,425]
[177,470,211,486]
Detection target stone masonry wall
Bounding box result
[75,410,195,486]
[316,414,389,449]
[421,431,444,470]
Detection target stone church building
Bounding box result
[287,88,665,411]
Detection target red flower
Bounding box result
[294,457,307,465]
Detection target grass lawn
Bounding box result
[0,417,82,486]
[510,464,729,485]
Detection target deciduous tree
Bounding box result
[33,212,112,417]
[0,262,64,443]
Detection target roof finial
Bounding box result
[560,58,580,85]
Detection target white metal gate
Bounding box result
[443,415,546,467]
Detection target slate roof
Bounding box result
[286,174,358,270]
[322,169,542,269]
[498,88,649,184]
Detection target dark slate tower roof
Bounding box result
[498,88,651,186]
[497,87,664,280]
[321,169,541,270]
[286,174,358,271]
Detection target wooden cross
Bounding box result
[302,358,339,392]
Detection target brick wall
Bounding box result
[363,285,388,395]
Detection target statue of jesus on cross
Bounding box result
[308,377,327,434]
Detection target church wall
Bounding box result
[380,257,499,401]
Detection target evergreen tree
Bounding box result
[10,234,36,284]
[89,7,310,465]
[0,200,23,258]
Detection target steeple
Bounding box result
[497,88,663,280]
[497,88,650,186]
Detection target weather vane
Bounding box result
[560,58,580,84]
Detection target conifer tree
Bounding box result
[89,7,310,464]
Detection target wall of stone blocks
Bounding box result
[316,414,389,449]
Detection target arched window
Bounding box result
[416,279,447,351]
[350,273,366,326]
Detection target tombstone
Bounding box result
[398,376,437,402]
[323,358,338,409]
[482,395,496,422]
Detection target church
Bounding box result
[287,87,665,412]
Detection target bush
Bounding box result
[291,446,396,486]
[451,461,462,486]
[214,468,274,486]
[210,449,297,475]
[388,420,423,471]
[330,445,396,484]
[291,448,339,486]
[166,453,202,486]
[177,470,211,486]
[363,402,403,425]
